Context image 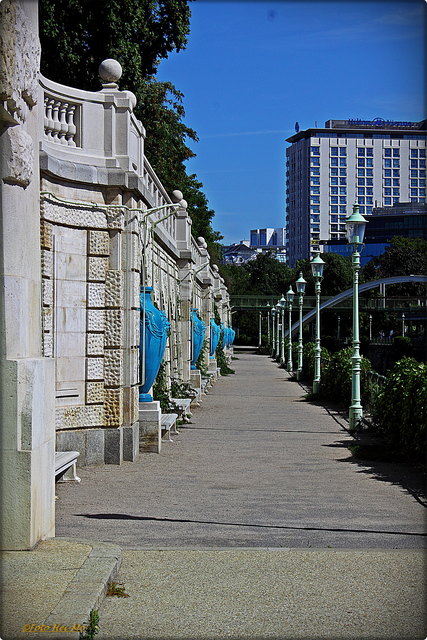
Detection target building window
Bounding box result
[366,178,373,186]
[411,179,418,187]
[384,149,392,157]
[366,197,373,204]
[311,196,320,203]
[419,188,425,196]
[359,206,365,214]
[392,159,400,168]
[311,158,320,167]
[330,157,338,166]
[331,205,338,213]
[366,187,373,195]
[330,147,338,156]
[339,178,346,185]
[330,215,338,222]
[393,148,400,157]
[358,169,365,177]
[366,206,373,214]
[410,188,418,197]
[393,197,399,203]
[420,159,426,168]
[384,169,392,177]
[311,168,320,176]
[392,178,400,186]
[331,186,338,194]
[311,214,320,221]
[358,178,365,186]
[358,196,365,204]
[331,168,339,176]
[310,146,320,155]
[358,187,365,195]
[330,224,338,231]
[411,159,418,168]
[420,179,426,187]
[358,158,365,167]
[366,148,373,157]
[339,205,347,214]
[331,196,338,204]
[411,149,418,158]
[311,177,320,185]
[339,148,346,156]
[384,197,392,205]
[357,148,365,156]
[420,149,426,157]
[366,169,373,177]
[384,187,391,196]
[311,186,320,194]
[392,170,399,177]
[384,158,391,167]
[331,177,338,185]
[339,168,346,176]
[339,158,347,167]
[339,196,346,204]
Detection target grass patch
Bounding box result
[106,582,130,598]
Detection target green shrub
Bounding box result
[302,341,330,382]
[320,347,371,404]
[371,357,427,462]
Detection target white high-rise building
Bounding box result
[285,118,426,267]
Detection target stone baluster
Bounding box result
[45,97,54,139]
[51,100,61,142]
[58,102,68,144]
[66,105,77,147]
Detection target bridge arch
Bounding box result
[287,274,427,337]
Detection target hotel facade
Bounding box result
[285,118,426,266]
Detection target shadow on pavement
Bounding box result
[76,513,426,538]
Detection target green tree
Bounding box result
[296,253,353,296]
[39,0,222,261]
[39,0,191,90]
[245,252,293,295]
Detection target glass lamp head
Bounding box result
[286,285,295,305]
[310,252,325,279]
[346,203,367,245]
[279,294,286,307]
[295,272,307,295]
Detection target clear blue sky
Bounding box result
[157,0,425,245]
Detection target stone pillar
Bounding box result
[0,0,56,549]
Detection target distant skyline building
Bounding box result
[322,201,427,266]
[285,118,426,267]
[222,227,287,264]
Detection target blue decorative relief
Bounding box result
[139,287,170,402]
[191,308,206,370]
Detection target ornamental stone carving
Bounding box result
[3,127,34,187]
[0,0,40,121]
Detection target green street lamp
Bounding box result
[271,306,276,357]
[295,272,307,380]
[286,286,295,372]
[266,303,271,345]
[279,294,286,365]
[346,203,368,430]
[275,302,281,359]
[310,251,325,394]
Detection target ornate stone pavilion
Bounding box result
[0,0,231,549]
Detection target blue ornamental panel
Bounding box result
[191,308,206,370]
[139,286,170,402]
[209,319,220,358]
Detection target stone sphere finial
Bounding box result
[180,199,188,210]
[98,59,122,84]
[197,236,207,249]
[212,264,219,272]
[170,189,184,203]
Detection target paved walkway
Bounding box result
[2,351,425,639]
[56,351,425,549]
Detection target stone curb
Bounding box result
[43,538,122,639]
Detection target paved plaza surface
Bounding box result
[52,350,426,639]
[56,351,426,550]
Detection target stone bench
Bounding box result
[55,451,81,483]
[171,398,192,423]
[161,413,179,441]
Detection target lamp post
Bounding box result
[271,307,276,357]
[266,303,271,346]
[295,272,307,380]
[346,203,368,430]
[337,315,341,341]
[286,286,295,372]
[275,303,281,359]
[401,313,406,336]
[369,314,372,341]
[258,311,262,348]
[310,251,325,394]
[279,294,286,365]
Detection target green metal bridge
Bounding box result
[230,275,427,336]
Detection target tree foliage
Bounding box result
[39,0,222,258]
